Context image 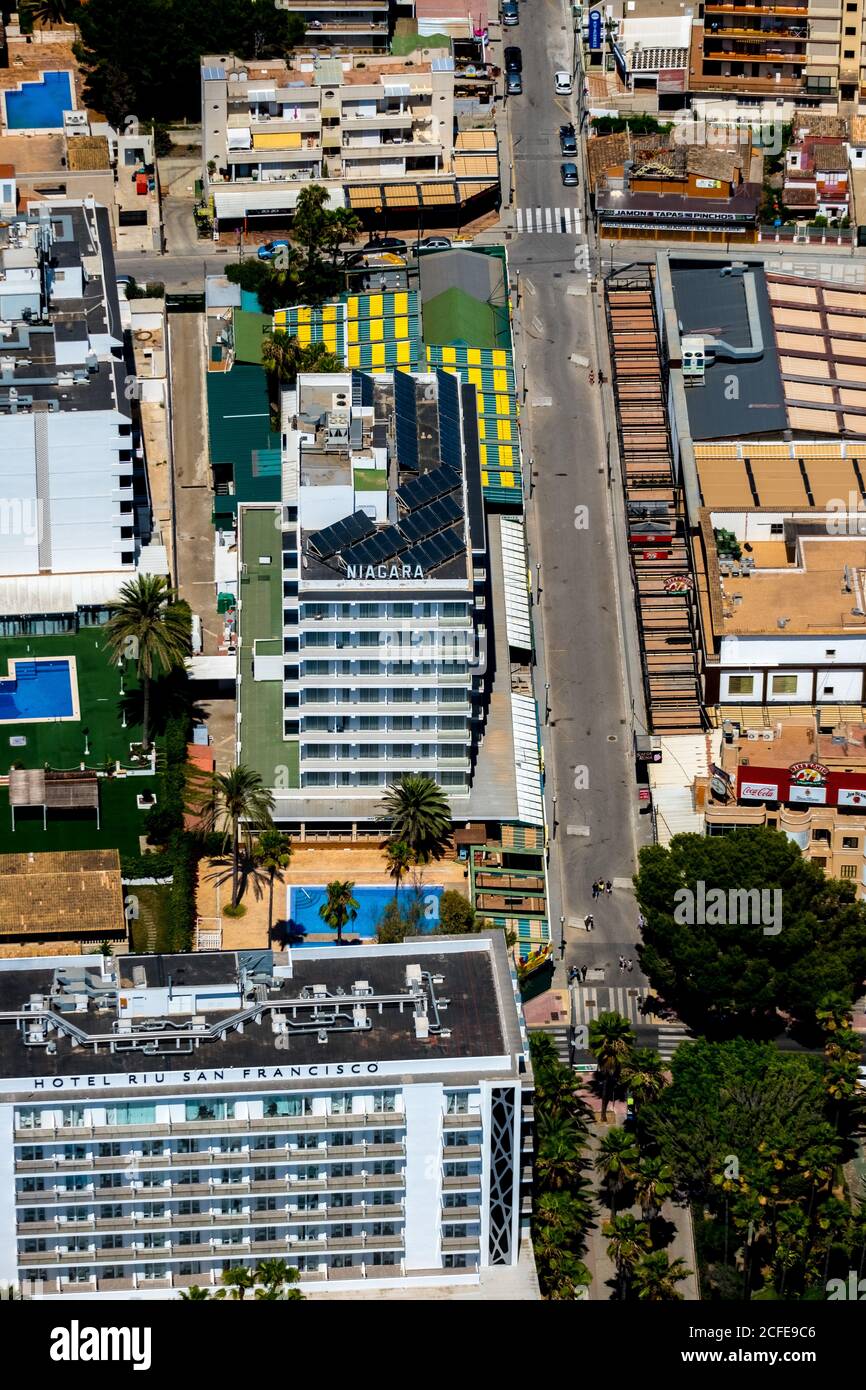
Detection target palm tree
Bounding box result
[588,1012,635,1121]
[380,774,453,864]
[255,1259,303,1300]
[324,207,362,265]
[215,1266,255,1300]
[319,880,359,944]
[543,1250,592,1301]
[190,765,275,909]
[28,0,77,25]
[179,1284,211,1300]
[603,1212,651,1298]
[104,574,191,750]
[256,829,292,946]
[621,1048,668,1108]
[634,1155,674,1221]
[631,1250,691,1301]
[384,839,413,900]
[262,330,342,389]
[595,1127,639,1211]
[535,1112,588,1192]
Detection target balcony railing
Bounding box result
[15,1111,402,1144]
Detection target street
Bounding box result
[503,0,648,984]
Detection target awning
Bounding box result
[511,693,544,827]
[500,517,532,651]
[186,655,238,681]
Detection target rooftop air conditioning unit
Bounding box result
[762,729,774,740]
[747,729,760,741]
[681,335,706,379]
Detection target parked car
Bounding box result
[504,46,523,73]
[416,236,452,250]
[560,162,579,186]
[502,1,519,24]
[559,122,577,155]
[554,69,573,95]
[257,240,290,261]
[362,235,408,253]
[506,70,523,95]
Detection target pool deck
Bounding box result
[0,655,80,724]
[196,844,470,951]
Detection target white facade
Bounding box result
[0,938,531,1298]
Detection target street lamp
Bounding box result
[552,792,558,839]
[535,562,541,601]
[522,360,527,401]
[544,681,551,725]
[515,267,521,306]
[559,915,566,960]
[528,454,534,499]
[83,727,90,757]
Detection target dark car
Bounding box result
[362,235,408,253]
[560,162,579,186]
[504,45,522,73]
[559,123,577,155]
[502,1,519,24]
[506,70,523,95]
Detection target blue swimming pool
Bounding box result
[4,71,74,130]
[288,884,444,941]
[0,659,74,721]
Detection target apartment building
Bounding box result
[275,0,390,52]
[201,52,457,228]
[690,0,866,111]
[236,366,487,807]
[0,935,533,1299]
[0,200,146,631]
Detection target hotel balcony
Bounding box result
[18,1203,405,1237]
[15,1111,402,1144]
[21,1232,406,1267]
[701,45,805,63]
[703,2,808,13]
[342,111,415,132]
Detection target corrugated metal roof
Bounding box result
[202,65,226,81]
[0,571,128,616]
[500,518,532,651]
[511,693,544,827]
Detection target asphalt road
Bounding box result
[504,0,649,983]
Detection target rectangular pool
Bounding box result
[288,883,444,941]
[0,657,78,723]
[3,70,74,131]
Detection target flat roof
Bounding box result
[718,536,866,636]
[695,439,866,510]
[767,275,866,437]
[0,937,521,1084]
[669,260,788,441]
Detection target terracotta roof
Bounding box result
[784,186,818,207]
[851,115,866,146]
[0,849,125,941]
[792,110,849,141]
[66,135,111,171]
[812,142,849,173]
[686,145,743,183]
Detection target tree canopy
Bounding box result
[634,828,866,1033]
[74,0,306,124]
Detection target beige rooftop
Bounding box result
[718,536,866,636]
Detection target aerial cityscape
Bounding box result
[0,0,865,1337]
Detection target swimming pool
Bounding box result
[0,658,78,723]
[3,71,75,131]
[288,883,444,941]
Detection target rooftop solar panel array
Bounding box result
[397,465,461,512]
[398,491,463,543]
[403,525,465,573]
[307,510,375,560]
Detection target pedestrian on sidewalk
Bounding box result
[591,880,599,900]
[638,911,646,930]
[626,958,634,973]
[596,878,605,899]
[618,954,625,972]
[584,914,594,932]
[580,964,588,982]
[605,880,613,896]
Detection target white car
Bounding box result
[554,70,573,95]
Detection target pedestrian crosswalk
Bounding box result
[656,1023,695,1062]
[571,984,645,1028]
[515,206,582,235]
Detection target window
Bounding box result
[727,675,754,696]
[444,1253,468,1268]
[811,857,827,870]
[264,1096,312,1117]
[185,1101,235,1122]
[844,48,855,57]
[377,1091,397,1113]
[21,1146,44,1162]
[21,1177,45,1193]
[842,836,859,850]
[106,1104,155,1126]
[359,604,380,619]
[825,649,837,658]
[178,1201,201,1216]
[770,673,799,695]
[840,864,858,879]
[98,1143,121,1158]
[16,1110,42,1130]
[330,1094,355,1115]
[177,1138,199,1155]
[62,1108,85,1128]
[446,1092,470,1114]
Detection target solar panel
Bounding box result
[343,526,407,568]
[394,370,419,474]
[397,465,461,512]
[308,510,375,560]
[437,369,463,472]
[398,492,463,544]
[406,525,465,574]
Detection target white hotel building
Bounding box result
[0,935,534,1298]
[0,200,147,634]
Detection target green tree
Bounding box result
[631,1251,691,1301]
[603,1212,651,1298]
[634,828,866,1032]
[256,829,292,947]
[588,1012,635,1122]
[621,1047,668,1109]
[215,1266,255,1300]
[261,330,342,396]
[380,773,453,864]
[190,765,275,909]
[26,0,79,25]
[255,1259,303,1300]
[319,880,359,944]
[436,889,477,935]
[595,1127,639,1211]
[536,1112,588,1193]
[104,574,191,750]
[384,838,413,899]
[179,1284,211,1300]
[634,1155,675,1220]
